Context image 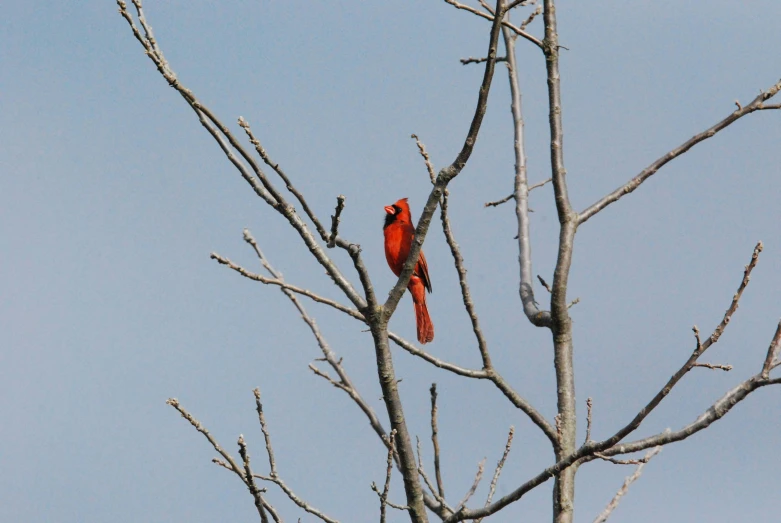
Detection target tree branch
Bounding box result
[476,426,515,523]
[118,1,368,311]
[327,195,346,249]
[429,384,446,500]
[587,242,762,454]
[210,250,364,322]
[452,458,486,515]
[578,79,781,225]
[591,447,662,523]
[238,434,271,523]
[440,190,492,367]
[761,320,781,378]
[443,0,544,49]
[502,20,553,328]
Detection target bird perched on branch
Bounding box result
[383,198,434,344]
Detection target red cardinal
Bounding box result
[383,198,434,344]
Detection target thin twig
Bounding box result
[585,398,593,444]
[507,0,536,9]
[238,435,270,523]
[211,251,365,322]
[328,195,346,248]
[453,459,486,515]
[430,384,446,500]
[484,178,551,207]
[761,320,781,378]
[520,4,542,30]
[592,447,662,523]
[593,451,658,466]
[378,429,399,522]
[389,310,558,448]
[476,427,515,523]
[388,333,487,378]
[236,116,332,245]
[692,362,733,372]
[484,194,514,207]
[537,275,552,293]
[461,56,507,65]
[411,134,437,184]
[252,388,340,523]
[416,437,450,511]
[440,190,492,368]
[166,399,245,479]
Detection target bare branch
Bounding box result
[309,364,350,392]
[485,178,552,207]
[440,190,492,367]
[478,0,495,14]
[520,4,542,30]
[585,398,593,444]
[537,275,552,293]
[237,116,332,246]
[429,384,446,500]
[328,195,346,248]
[417,437,451,511]
[596,375,781,458]
[476,426,515,523]
[757,102,781,110]
[761,320,781,378]
[211,251,364,322]
[443,0,544,49]
[443,241,768,523]
[592,447,662,523]
[590,242,762,452]
[388,333,558,447]
[253,388,276,475]
[238,434,271,523]
[166,398,245,480]
[693,362,733,372]
[593,450,659,466]
[453,458,486,515]
[506,0,534,10]
[388,333,488,378]
[502,21,553,328]
[461,56,507,65]
[411,134,437,185]
[579,81,781,225]
[484,193,515,207]
[237,233,402,518]
[252,388,340,523]
[378,429,399,523]
[692,325,702,351]
[118,1,369,311]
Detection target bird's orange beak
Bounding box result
[384,205,395,215]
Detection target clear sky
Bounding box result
[2,1,780,522]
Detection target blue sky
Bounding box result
[2,1,780,522]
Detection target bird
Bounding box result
[383,198,434,344]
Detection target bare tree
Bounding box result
[118,1,781,521]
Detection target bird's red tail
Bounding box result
[413,295,434,344]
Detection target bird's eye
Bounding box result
[393,205,401,214]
